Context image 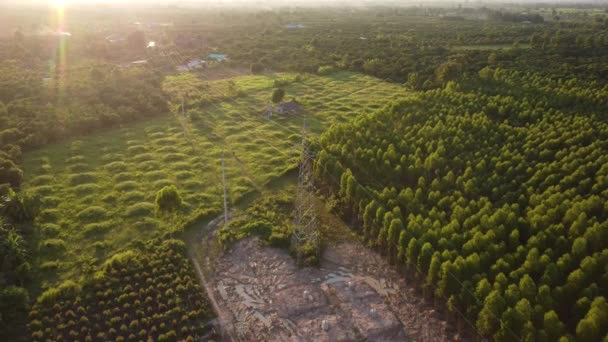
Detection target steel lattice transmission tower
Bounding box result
[291,120,319,265]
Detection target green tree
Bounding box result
[0,286,29,338]
[250,63,264,74]
[576,297,608,342]
[477,290,506,338]
[155,185,182,217]
[271,88,285,104]
[519,275,537,301]
[387,218,404,260]
[544,310,565,341]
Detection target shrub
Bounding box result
[104,162,128,173]
[250,63,264,74]
[174,171,194,180]
[77,206,109,222]
[29,185,54,196]
[127,145,147,155]
[67,163,88,173]
[317,65,336,75]
[121,191,145,203]
[41,223,61,237]
[40,260,62,271]
[144,171,167,181]
[101,193,118,204]
[38,209,60,222]
[41,238,66,251]
[68,173,97,185]
[114,181,139,192]
[162,153,187,163]
[66,156,85,164]
[83,222,113,236]
[138,161,159,171]
[154,185,182,216]
[37,280,81,305]
[73,184,101,196]
[30,175,54,186]
[268,232,290,248]
[125,203,155,218]
[132,153,154,162]
[271,88,285,104]
[102,250,140,272]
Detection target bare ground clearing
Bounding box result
[191,230,462,341]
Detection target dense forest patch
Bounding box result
[314,76,608,340]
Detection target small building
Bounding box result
[208,54,227,62]
[275,100,301,115]
[187,59,207,69]
[176,59,207,72]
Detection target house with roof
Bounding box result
[176,59,207,72]
[187,59,207,69]
[275,100,302,115]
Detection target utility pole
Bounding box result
[222,148,229,226]
[291,119,319,265]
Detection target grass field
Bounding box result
[23,71,408,290]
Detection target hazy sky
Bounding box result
[10,0,608,7]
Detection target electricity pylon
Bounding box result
[291,120,319,265]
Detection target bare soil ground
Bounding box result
[203,236,460,341]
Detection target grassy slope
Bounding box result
[22,71,407,291]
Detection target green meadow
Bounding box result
[22,71,407,290]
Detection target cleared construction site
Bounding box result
[205,237,459,341]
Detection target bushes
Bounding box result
[155,185,182,216]
[114,181,139,192]
[0,158,23,188]
[105,161,129,173]
[125,202,155,218]
[218,192,295,249]
[77,206,109,222]
[37,280,81,305]
[41,238,66,252]
[102,250,139,272]
[83,222,113,236]
[73,184,101,196]
[250,63,264,74]
[68,173,97,185]
[40,223,61,237]
[271,88,285,104]
[317,65,337,75]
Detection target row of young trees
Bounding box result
[28,239,214,341]
[313,74,608,340]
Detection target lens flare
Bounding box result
[48,0,69,103]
